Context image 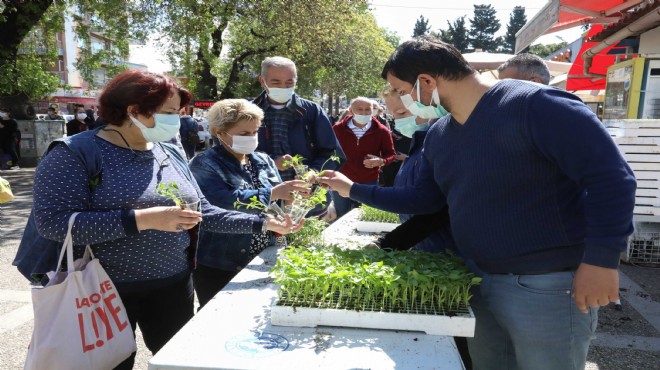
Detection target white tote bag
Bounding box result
[24,213,136,370]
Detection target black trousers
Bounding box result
[193,264,239,309]
[0,139,19,166]
[113,273,194,370]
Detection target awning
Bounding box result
[515,0,643,53]
[565,25,624,91]
[462,51,515,70]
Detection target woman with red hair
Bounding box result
[29,69,300,369]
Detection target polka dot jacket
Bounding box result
[32,136,264,285]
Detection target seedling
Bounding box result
[155,181,185,208]
[285,217,328,247]
[282,154,305,169]
[359,205,399,224]
[272,246,482,313]
[234,196,267,211]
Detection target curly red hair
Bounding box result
[98,69,192,125]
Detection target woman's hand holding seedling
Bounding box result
[264,214,305,234]
[271,180,311,201]
[134,206,202,232]
[317,170,353,197]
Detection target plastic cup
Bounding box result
[180,199,201,211]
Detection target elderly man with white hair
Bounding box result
[331,96,396,218]
[253,56,345,218]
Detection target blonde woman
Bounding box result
[189,99,308,308]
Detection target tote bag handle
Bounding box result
[54,212,79,275]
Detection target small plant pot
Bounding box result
[180,200,201,211]
[293,165,308,177]
[289,202,313,224]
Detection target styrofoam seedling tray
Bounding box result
[355,221,399,233]
[270,302,475,337]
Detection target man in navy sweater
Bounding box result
[319,36,636,370]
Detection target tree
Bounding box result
[435,16,469,53]
[0,0,153,117]
[528,42,567,58]
[412,15,430,38]
[503,6,527,53]
[468,4,501,52]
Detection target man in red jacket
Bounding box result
[332,97,396,218]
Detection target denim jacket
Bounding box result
[189,145,281,271]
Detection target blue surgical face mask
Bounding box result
[394,115,428,138]
[400,78,449,119]
[129,113,181,143]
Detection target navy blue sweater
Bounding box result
[352,80,636,274]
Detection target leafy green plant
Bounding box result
[282,154,305,169]
[271,246,481,314]
[318,153,342,176]
[285,217,328,247]
[234,195,267,211]
[359,205,399,224]
[155,181,185,208]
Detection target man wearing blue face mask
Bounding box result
[252,57,346,217]
[319,35,636,370]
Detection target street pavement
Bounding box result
[0,167,658,369]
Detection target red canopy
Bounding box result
[516,0,643,53]
[565,25,626,91]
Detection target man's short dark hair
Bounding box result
[497,53,551,85]
[381,35,475,84]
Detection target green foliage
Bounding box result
[285,217,328,247]
[272,245,482,312]
[155,181,184,207]
[435,16,469,53]
[0,0,152,100]
[282,154,305,169]
[0,0,65,99]
[359,205,399,224]
[468,4,501,52]
[412,15,430,38]
[528,42,567,58]
[503,6,527,53]
[234,195,267,211]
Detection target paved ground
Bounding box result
[1,167,658,369]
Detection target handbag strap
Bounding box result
[55,212,79,274]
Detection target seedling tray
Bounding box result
[271,294,475,337]
[355,221,399,233]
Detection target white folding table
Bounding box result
[148,209,465,370]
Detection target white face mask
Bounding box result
[76,113,87,120]
[129,113,181,143]
[220,134,259,155]
[265,83,295,104]
[353,114,371,125]
[0,112,8,119]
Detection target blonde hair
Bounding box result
[207,99,264,135]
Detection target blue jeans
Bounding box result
[468,271,598,370]
[332,180,378,218]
